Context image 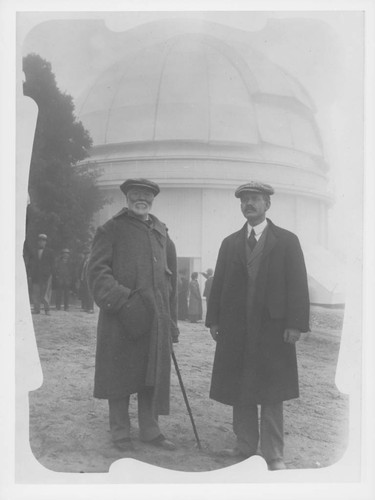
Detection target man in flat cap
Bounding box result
[88,178,179,453]
[27,234,55,315]
[206,181,310,470]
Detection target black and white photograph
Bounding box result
[4,2,375,499]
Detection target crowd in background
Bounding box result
[24,233,94,315]
[177,268,214,323]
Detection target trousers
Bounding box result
[233,401,284,462]
[55,285,70,310]
[32,282,50,313]
[108,386,161,443]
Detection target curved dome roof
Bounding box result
[77,30,323,157]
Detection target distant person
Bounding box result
[177,270,189,321]
[27,234,54,315]
[201,268,214,304]
[53,248,75,311]
[88,178,179,453]
[206,181,310,471]
[78,247,94,313]
[188,272,202,323]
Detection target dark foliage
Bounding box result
[23,53,107,255]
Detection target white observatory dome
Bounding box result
[77,20,340,304]
[79,33,321,156]
[77,23,328,200]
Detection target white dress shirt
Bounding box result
[247,219,268,241]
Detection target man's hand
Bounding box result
[210,325,219,342]
[283,328,301,344]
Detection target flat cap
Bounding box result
[120,178,160,196]
[37,233,47,240]
[235,181,274,198]
[61,248,70,254]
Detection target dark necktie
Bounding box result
[247,228,257,252]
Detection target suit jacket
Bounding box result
[206,219,310,406]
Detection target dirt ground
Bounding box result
[28,302,348,474]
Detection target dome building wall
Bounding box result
[77,20,340,304]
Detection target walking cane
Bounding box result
[171,348,202,450]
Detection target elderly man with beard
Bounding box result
[206,181,310,470]
[88,178,179,453]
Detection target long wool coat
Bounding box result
[87,208,178,415]
[188,280,203,320]
[206,219,310,406]
[53,257,75,287]
[28,247,54,284]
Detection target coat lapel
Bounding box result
[113,208,167,239]
[150,214,167,239]
[234,224,248,269]
[234,220,279,270]
[247,228,267,265]
[262,219,278,259]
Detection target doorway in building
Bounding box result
[177,257,192,279]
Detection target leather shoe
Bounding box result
[113,438,135,452]
[267,459,286,471]
[148,434,176,451]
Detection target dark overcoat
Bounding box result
[27,247,54,284]
[53,257,75,287]
[188,280,203,319]
[206,219,310,406]
[87,208,178,415]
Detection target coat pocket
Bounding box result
[118,288,155,340]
